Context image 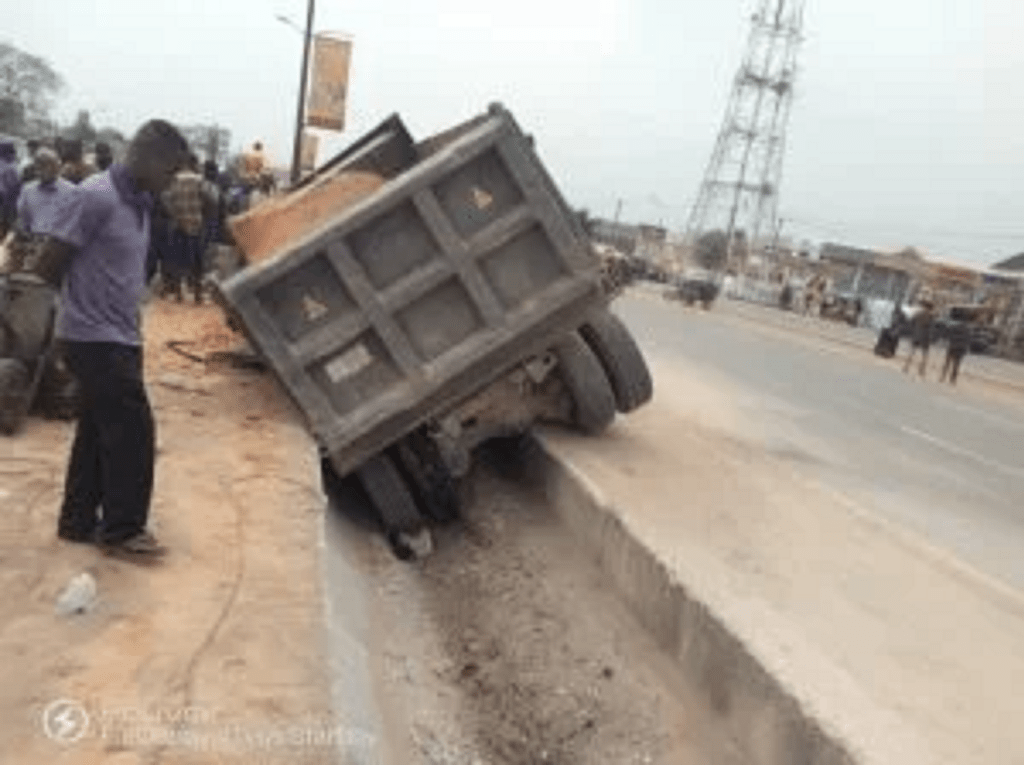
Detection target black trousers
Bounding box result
[941,349,966,385]
[58,341,155,544]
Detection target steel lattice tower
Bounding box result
[683,0,805,270]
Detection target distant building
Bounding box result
[819,242,876,265]
[993,253,1024,272]
[589,218,639,255]
[588,219,668,261]
[634,224,668,262]
[818,242,919,303]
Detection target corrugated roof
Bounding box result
[992,253,1024,271]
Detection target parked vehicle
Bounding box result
[216,104,652,558]
[667,268,720,308]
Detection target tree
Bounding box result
[180,124,233,165]
[0,42,64,135]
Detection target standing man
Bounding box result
[20,139,42,184]
[94,141,115,172]
[16,148,78,234]
[240,141,266,184]
[59,139,95,184]
[0,140,21,242]
[9,148,79,272]
[33,120,190,559]
[940,317,971,386]
[902,297,936,379]
[162,154,205,303]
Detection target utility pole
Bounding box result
[683,0,805,275]
[290,0,316,185]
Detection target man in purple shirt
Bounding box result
[36,120,190,559]
[8,148,77,272]
[16,149,78,232]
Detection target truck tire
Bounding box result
[579,311,653,413]
[356,451,431,560]
[0,358,30,435]
[553,332,616,435]
[395,433,460,524]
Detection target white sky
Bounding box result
[7,0,1024,266]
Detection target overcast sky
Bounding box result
[7,0,1024,266]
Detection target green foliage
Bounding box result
[0,41,64,135]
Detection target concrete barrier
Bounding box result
[528,434,859,765]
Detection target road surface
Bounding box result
[616,292,1024,592]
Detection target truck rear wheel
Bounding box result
[356,451,432,560]
[395,432,460,524]
[0,358,30,435]
[553,333,616,435]
[579,311,653,413]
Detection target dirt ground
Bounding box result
[0,300,336,764]
[351,451,737,765]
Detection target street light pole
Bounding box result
[290,0,316,185]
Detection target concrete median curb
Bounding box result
[529,433,862,765]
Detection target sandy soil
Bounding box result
[229,171,383,265]
[0,300,335,764]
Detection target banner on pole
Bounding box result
[306,35,352,132]
[300,131,319,173]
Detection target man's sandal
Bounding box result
[100,530,167,560]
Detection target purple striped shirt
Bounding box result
[50,165,153,346]
[16,177,80,235]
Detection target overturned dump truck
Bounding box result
[216,104,652,558]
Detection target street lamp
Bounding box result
[276,1,316,185]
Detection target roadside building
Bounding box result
[818,242,921,305]
[589,218,640,255]
[989,254,1024,359]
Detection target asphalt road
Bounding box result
[615,292,1024,592]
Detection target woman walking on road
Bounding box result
[903,297,935,379]
[940,319,972,386]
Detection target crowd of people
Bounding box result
[0,136,276,298]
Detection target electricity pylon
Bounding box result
[683,0,805,272]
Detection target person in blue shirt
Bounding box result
[35,120,190,560]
